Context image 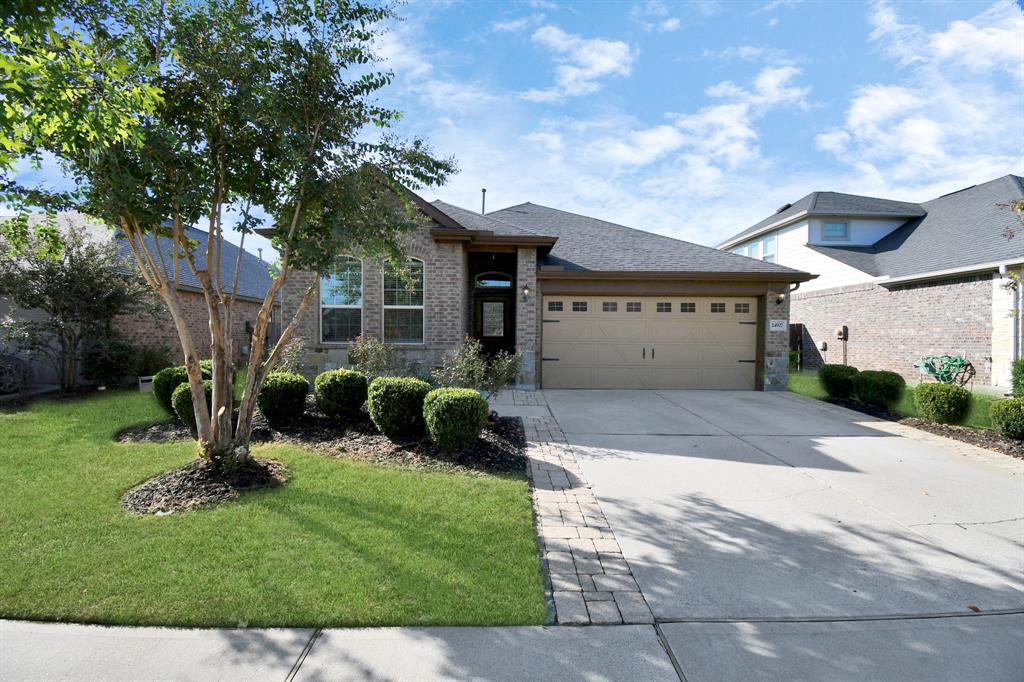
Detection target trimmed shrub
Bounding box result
[853,370,906,407]
[136,346,173,377]
[83,338,137,387]
[315,369,368,418]
[819,364,859,399]
[367,376,432,438]
[171,380,213,436]
[1012,359,1024,398]
[152,362,213,413]
[257,372,309,427]
[914,383,971,424]
[990,398,1024,440]
[423,388,488,452]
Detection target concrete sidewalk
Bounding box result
[0,620,679,682]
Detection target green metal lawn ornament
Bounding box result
[914,355,976,386]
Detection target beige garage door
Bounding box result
[541,296,758,389]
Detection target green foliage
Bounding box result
[172,379,212,435]
[789,350,799,371]
[257,371,309,427]
[914,383,971,424]
[0,223,155,390]
[135,345,172,377]
[423,388,488,453]
[348,336,416,380]
[314,369,368,418]
[990,399,1024,440]
[819,364,859,400]
[431,339,522,398]
[82,338,137,387]
[1012,359,1024,398]
[367,376,431,439]
[152,366,189,414]
[853,370,906,407]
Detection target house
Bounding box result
[1,212,277,387]
[282,195,814,390]
[718,174,1024,391]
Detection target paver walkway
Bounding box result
[494,391,654,626]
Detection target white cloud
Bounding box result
[658,18,681,32]
[520,132,565,153]
[492,14,545,33]
[594,125,687,166]
[630,1,682,32]
[702,45,785,61]
[521,26,637,102]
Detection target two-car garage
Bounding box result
[540,295,760,389]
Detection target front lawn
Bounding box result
[788,370,998,430]
[0,392,546,627]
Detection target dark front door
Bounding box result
[473,295,516,355]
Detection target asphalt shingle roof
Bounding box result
[488,202,810,276]
[722,191,926,247]
[808,175,1024,279]
[431,200,542,237]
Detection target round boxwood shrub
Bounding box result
[853,370,906,407]
[819,364,859,399]
[367,376,432,438]
[153,362,214,413]
[171,380,213,436]
[990,398,1024,440]
[257,372,309,427]
[913,383,971,424]
[423,388,488,452]
[314,369,368,418]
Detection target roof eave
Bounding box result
[718,209,926,250]
[538,269,817,283]
[718,210,809,249]
[874,258,1024,287]
[430,228,557,247]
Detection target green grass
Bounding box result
[788,370,998,430]
[0,391,546,627]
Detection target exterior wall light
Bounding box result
[521,284,531,299]
[775,292,786,305]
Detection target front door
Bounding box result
[474,295,516,355]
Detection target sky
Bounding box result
[12,0,1024,257]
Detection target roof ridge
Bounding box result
[432,199,542,237]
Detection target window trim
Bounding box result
[822,221,850,241]
[382,257,426,346]
[320,256,363,345]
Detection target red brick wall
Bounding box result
[790,275,994,384]
[113,290,276,366]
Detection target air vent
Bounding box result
[775,202,792,214]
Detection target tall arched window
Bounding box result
[382,258,424,344]
[320,257,362,343]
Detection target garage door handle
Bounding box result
[737,359,756,363]
[542,319,560,323]
[651,347,655,359]
[642,348,645,359]
[739,321,756,325]
[542,357,560,362]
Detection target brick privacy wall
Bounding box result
[283,221,469,378]
[516,247,538,387]
[763,288,790,390]
[791,275,994,384]
[113,290,272,366]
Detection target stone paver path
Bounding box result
[499,390,654,626]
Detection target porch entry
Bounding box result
[469,252,517,355]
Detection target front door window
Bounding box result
[482,301,504,337]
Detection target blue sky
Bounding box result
[13,0,1024,256]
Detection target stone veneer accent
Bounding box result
[516,247,538,388]
[512,391,654,625]
[791,275,995,385]
[762,287,791,390]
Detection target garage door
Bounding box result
[541,296,758,389]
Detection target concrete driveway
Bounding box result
[544,389,1024,681]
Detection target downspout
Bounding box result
[998,265,1021,385]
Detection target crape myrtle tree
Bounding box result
[8,0,455,464]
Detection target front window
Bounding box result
[321,257,362,343]
[763,234,777,263]
[823,221,849,240]
[383,259,424,344]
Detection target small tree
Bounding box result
[0,220,153,390]
[5,0,455,463]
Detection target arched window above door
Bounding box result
[475,271,512,288]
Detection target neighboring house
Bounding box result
[1,212,278,386]
[718,174,1024,391]
[281,194,814,391]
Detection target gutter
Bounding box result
[718,210,808,250]
[537,269,817,284]
[874,258,1024,287]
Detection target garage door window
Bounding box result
[572,301,588,312]
[680,302,696,313]
[711,302,726,313]
[735,303,750,313]
[626,302,642,312]
[548,301,563,312]
[656,302,671,313]
[602,302,618,312]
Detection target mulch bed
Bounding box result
[899,418,1024,460]
[122,458,287,515]
[822,398,1024,460]
[116,395,528,476]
